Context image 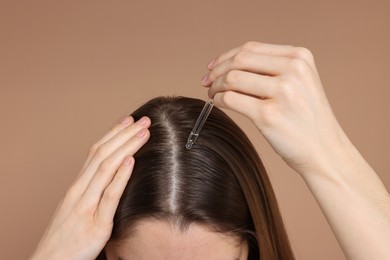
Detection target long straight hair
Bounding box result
[97,96,295,259]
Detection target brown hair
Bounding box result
[97,96,295,259]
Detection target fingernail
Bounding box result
[201,74,209,85]
[207,59,215,69]
[137,117,147,126]
[136,129,146,137]
[123,156,133,166]
[120,116,131,125]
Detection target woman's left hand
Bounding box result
[202,41,349,175]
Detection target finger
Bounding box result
[94,156,134,225]
[207,41,296,70]
[75,116,134,181]
[53,116,139,223]
[213,91,266,124]
[207,69,278,99]
[203,52,290,87]
[69,117,150,202]
[78,128,150,211]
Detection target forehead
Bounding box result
[105,219,248,260]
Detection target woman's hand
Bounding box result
[30,116,151,260]
[203,41,390,260]
[202,41,349,175]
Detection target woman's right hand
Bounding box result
[29,116,151,260]
[202,41,347,175]
[203,41,390,260]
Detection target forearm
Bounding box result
[201,40,390,258]
[300,135,390,260]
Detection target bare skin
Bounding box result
[30,116,152,260]
[202,41,390,259]
[104,220,249,260]
[30,41,390,260]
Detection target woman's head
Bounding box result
[98,96,294,260]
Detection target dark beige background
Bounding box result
[1,1,389,259]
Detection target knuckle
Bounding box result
[293,47,314,63]
[64,186,78,202]
[220,91,235,106]
[278,78,295,99]
[111,123,123,132]
[77,205,95,217]
[288,58,310,75]
[225,70,240,85]
[278,77,293,89]
[242,41,260,51]
[261,109,278,128]
[103,188,119,203]
[208,71,216,82]
[99,157,116,172]
[232,51,249,66]
[94,145,108,159]
[212,55,221,66]
[89,143,99,155]
[260,104,284,128]
[74,200,96,217]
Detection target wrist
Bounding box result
[297,127,373,185]
[294,129,390,260]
